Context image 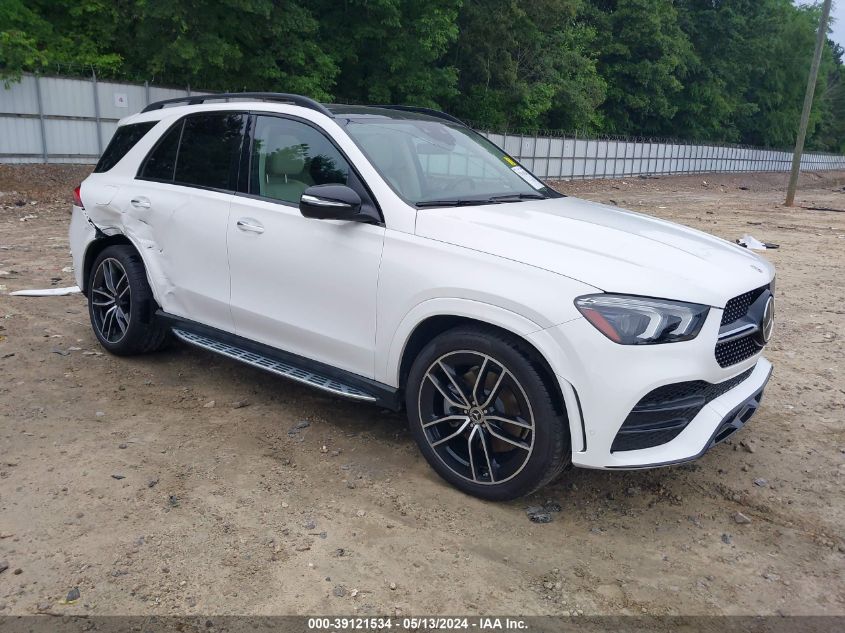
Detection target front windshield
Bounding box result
[342,117,555,206]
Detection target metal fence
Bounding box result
[0,74,210,164]
[2,73,845,177]
[482,132,845,180]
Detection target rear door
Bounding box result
[124,111,246,332]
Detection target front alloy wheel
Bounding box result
[419,351,535,485]
[406,326,570,500]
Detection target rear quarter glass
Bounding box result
[93,122,157,173]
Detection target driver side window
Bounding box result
[250,116,350,205]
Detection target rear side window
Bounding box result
[94,122,156,173]
[139,121,182,181]
[175,113,245,189]
[138,112,245,190]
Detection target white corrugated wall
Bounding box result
[2,73,844,174]
[0,74,208,164]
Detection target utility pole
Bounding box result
[785,0,832,206]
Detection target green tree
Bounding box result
[312,0,462,106]
[0,0,47,84]
[807,41,845,153]
[734,1,831,148]
[1,0,843,150]
[674,0,841,149]
[449,0,605,131]
[586,0,693,136]
[0,0,122,83]
[120,0,336,98]
[672,0,758,143]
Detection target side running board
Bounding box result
[172,328,377,402]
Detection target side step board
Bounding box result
[172,328,377,402]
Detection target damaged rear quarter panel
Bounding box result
[80,174,172,305]
[81,173,235,332]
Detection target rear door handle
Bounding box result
[236,218,264,234]
[130,196,151,209]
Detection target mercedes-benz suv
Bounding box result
[69,93,775,500]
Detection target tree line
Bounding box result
[2,0,843,152]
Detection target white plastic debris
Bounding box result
[736,234,767,251]
[9,286,81,297]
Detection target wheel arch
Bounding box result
[390,302,568,419]
[84,234,171,355]
[81,234,134,294]
[81,233,166,311]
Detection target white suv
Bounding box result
[69,93,775,500]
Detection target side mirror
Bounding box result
[299,184,363,221]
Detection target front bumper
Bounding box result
[604,360,771,469]
[529,311,772,470]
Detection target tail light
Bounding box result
[73,184,84,208]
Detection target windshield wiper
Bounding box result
[416,198,498,208]
[488,192,547,202]
[416,192,547,208]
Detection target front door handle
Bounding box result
[236,218,264,234]
[130,196,151,209]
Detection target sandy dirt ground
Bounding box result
[0,165,843,617]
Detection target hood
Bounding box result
[414,197,774,307]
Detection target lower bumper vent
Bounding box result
[611,367,753,452]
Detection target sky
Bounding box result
[825,1,844,48]
[832,2,845,48]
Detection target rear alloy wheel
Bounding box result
[406,326,570,500]
[87,245,170,355]
[90,257,132,344]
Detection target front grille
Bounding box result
[611,368,754,452]
[716,283,770,367]
[715,335,761,368]
[722,285,768,326]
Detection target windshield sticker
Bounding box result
[503,155,517,167]
[511,166,544,190]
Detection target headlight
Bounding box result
[574,294,709,344]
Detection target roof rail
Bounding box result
[141,92,334,117]
[373,105,466,126]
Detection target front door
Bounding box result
[227,114,385,378]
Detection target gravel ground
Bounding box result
[0,165,843,617]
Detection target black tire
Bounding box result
[405,325,570,501]
[87,244,170,355]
